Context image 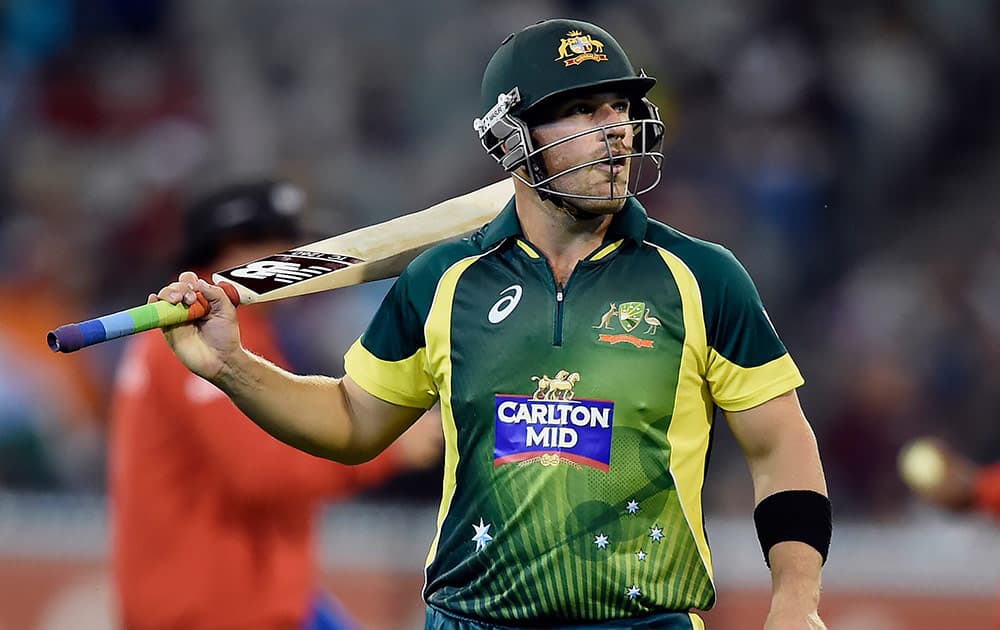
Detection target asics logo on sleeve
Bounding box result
[488,285,522,324]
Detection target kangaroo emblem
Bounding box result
[593,303,617,329]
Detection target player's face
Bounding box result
[529,91,634,214]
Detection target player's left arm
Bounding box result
[725,389,829,629]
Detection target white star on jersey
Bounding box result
[625,499,640,515]
[471,518,493,552]
[636,549,647,561]
[649,525,664,542]
[594,533,609,550]
[625,585,642,600]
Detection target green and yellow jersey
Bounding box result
[345,196,803,625]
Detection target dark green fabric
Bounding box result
[359,238,480,362]
[643,221,789,368]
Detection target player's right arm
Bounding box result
[153,272,426,463]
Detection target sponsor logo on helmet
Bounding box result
[591,301,661,349]
[494,370,614,472]
[555,30,608,67]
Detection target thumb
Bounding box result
[197,278,239,316]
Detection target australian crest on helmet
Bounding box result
[555,30,609,66]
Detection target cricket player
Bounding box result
[151,19,830,629]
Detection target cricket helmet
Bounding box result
[180,179,307,268]
[474,18,665,200]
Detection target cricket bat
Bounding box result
[48,179,514,353]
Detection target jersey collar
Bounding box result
[480,195,649,250]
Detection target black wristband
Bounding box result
[753,489,831,567]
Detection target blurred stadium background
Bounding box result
[1,0,999,628]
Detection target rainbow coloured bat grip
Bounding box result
[47,284,240,353]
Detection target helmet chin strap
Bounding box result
[527,154,553,203]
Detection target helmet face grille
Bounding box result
[477,20,665,201]
[478,96,666,202]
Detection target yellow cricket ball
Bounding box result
[898,439,946,492]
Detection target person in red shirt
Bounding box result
[109,179,441,630]
[901,437,1000,629]
[901,437,1000,518]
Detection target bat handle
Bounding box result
[47,282,241,354]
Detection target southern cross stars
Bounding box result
[636,549,647,561]
[649,525,664,542]
[594,533,610,550]
[472,518,493,552]
[625,499,640,515]
[625,585,642,600]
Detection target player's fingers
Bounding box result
[175,271,203,306]
[157,280,195,304]
[156,273,202,305]
[147,293,159,305]
[196,278,235,315]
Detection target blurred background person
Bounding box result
[108,179,442,630]
[899,437,1000,630]
[900,438,1000,519]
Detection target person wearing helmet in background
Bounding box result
[109,179,442,630]
[148,19,830,629]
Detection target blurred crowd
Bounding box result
[0,0,998,521]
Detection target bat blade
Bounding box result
[47,179,514,353]
[213,179,513,304]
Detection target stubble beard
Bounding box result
[546,167,630,217]
[559,196,626,218]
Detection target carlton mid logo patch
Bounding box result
[494,371,614,472]
[592,301,661,349]
[555,31,608,67]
